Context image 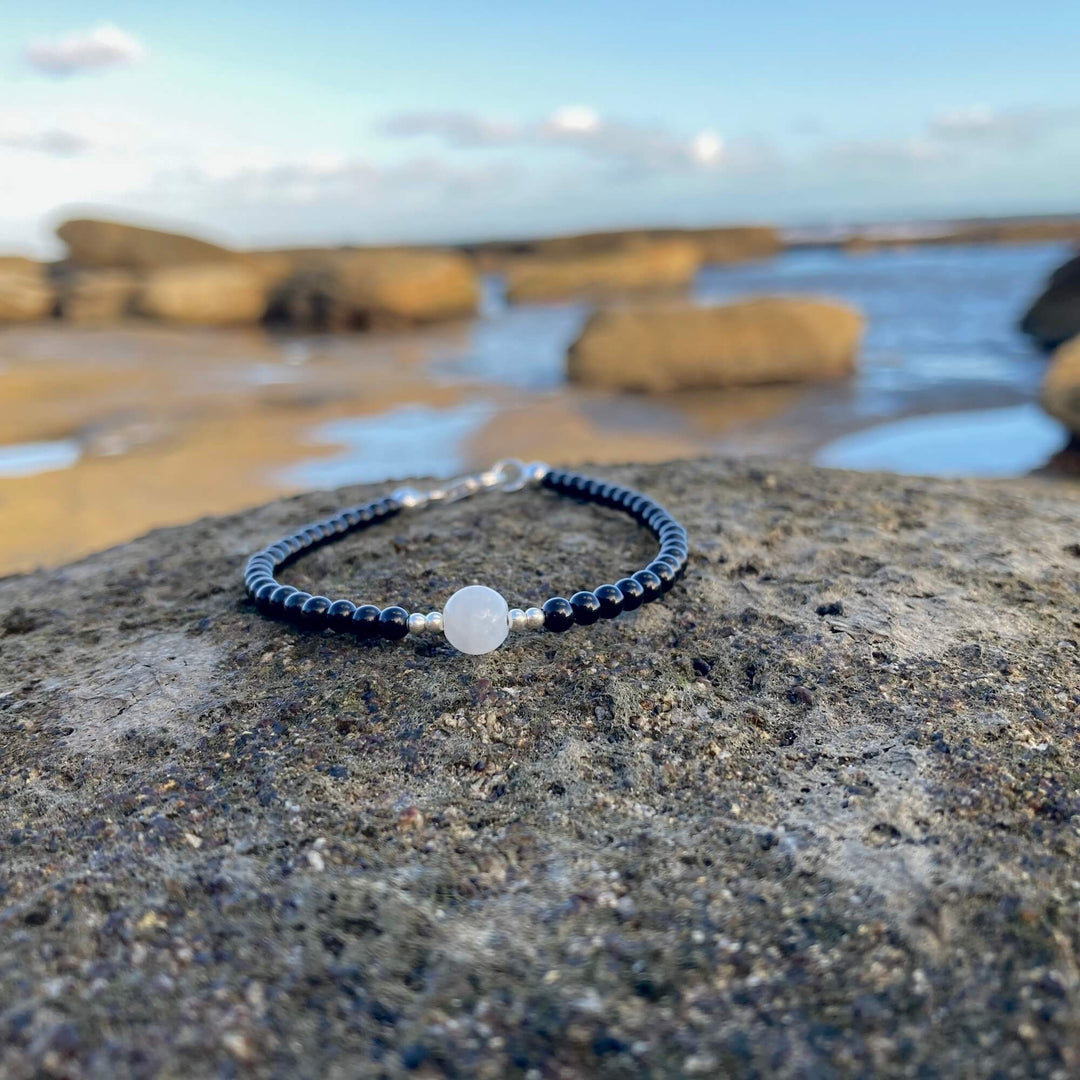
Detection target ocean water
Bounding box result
[693,242,1074,471]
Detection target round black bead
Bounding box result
[283,590,312,622]
[541,597,575,632]
[379,606,410,640]
[615,577,644,611]
[351,604,381,640]
[354,506,375,527]
[246,573,275,596]
[301,595,332,629]
[268,542,291,563]
[632,569,662,603]
[254,581,279,613]
[593,584,624,619]
[647,560,676,594]
[570,591,601,626]
[268,584,298,611]
[327,599,357,633]
[654,552,683,575]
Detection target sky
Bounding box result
[2,2,1079,255]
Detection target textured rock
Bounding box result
[569,297,864,391]
[135,263,269,325]
[0,261,54,322]
[57,218,238,270]
[1041,334,1080,434]
[266,249,480,329]
[1021,250,1080,350]
[57,269,139,322]
[466,225,780,269]
[1,457,1079,1078]
[504,240,702,303]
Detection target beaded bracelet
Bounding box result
[244,459,689,655]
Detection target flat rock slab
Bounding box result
[1,459,1079,1079]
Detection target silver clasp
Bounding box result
[394,458,547,510]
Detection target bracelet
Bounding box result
[243,459,689,655]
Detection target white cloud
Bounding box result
[546,105,600,134]
[381,105,724,176]
[0,117,91,155]
[25,24,145,76]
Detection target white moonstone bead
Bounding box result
[442,585,509,655]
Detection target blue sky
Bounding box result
[2,2,1079,254]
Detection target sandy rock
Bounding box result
[1040,334,1080,434]
[504,240,702,303]
[1021,250,1080,350]
[57,217,238,270]
[135,263,268,325]
[0,261,54,322]
[467,225,780,269]
[57,269,139,322]
[568,296,864,391]
[266,249,479,329]
[1,457,1078,1078]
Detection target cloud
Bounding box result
[25,24,145,76]
[928,104,1080,148]
[0,119,91,155]
[379,105,724,175]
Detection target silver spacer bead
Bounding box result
[507,608,528,632]
[525,607,545,631]
[425,611,444,634]
[393,486,428,510]
[524,461,550,484]
[407,612,428,635]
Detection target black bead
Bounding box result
[301,595,332,629]
[616,577,644,611]
[254,581,279,613]
[633,569,662,603]
[283,590,312,622]
[593,584,624,619]
[268,542,291,563]
[327,599,357,633]
[541,597,575,632]
[647,560,676,593]
[376,496,399,518]
[246,573,275,596]
[353,505,375,527]
[654,553,682,574]
[570,591,601,626]
[268,584,298,612]
[351,604,381,639]
[584,479,603,501]
[378,606,410,640]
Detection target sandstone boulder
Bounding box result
[265,249,479,329]
[135,263,268,325]
[568,296,864,391]
[504,240,702,303]
[0,261,54,322]
[57,218,238,270]
[1041,334,1080,434]
[1020,250,1080,350]
[58,269,139,322]
[467,225,779,269]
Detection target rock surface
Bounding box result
[57,218,238,270]
[466,225,780,269]
[265,249,480,329]
[1022,251,1080,350]
[0,261,54,322]
[2,458,1079,1078]
[57,269,139,323]
[1042,334,1080,434]
[504,241,702,303]
[135,264,269,325]
[569,297,864,391]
